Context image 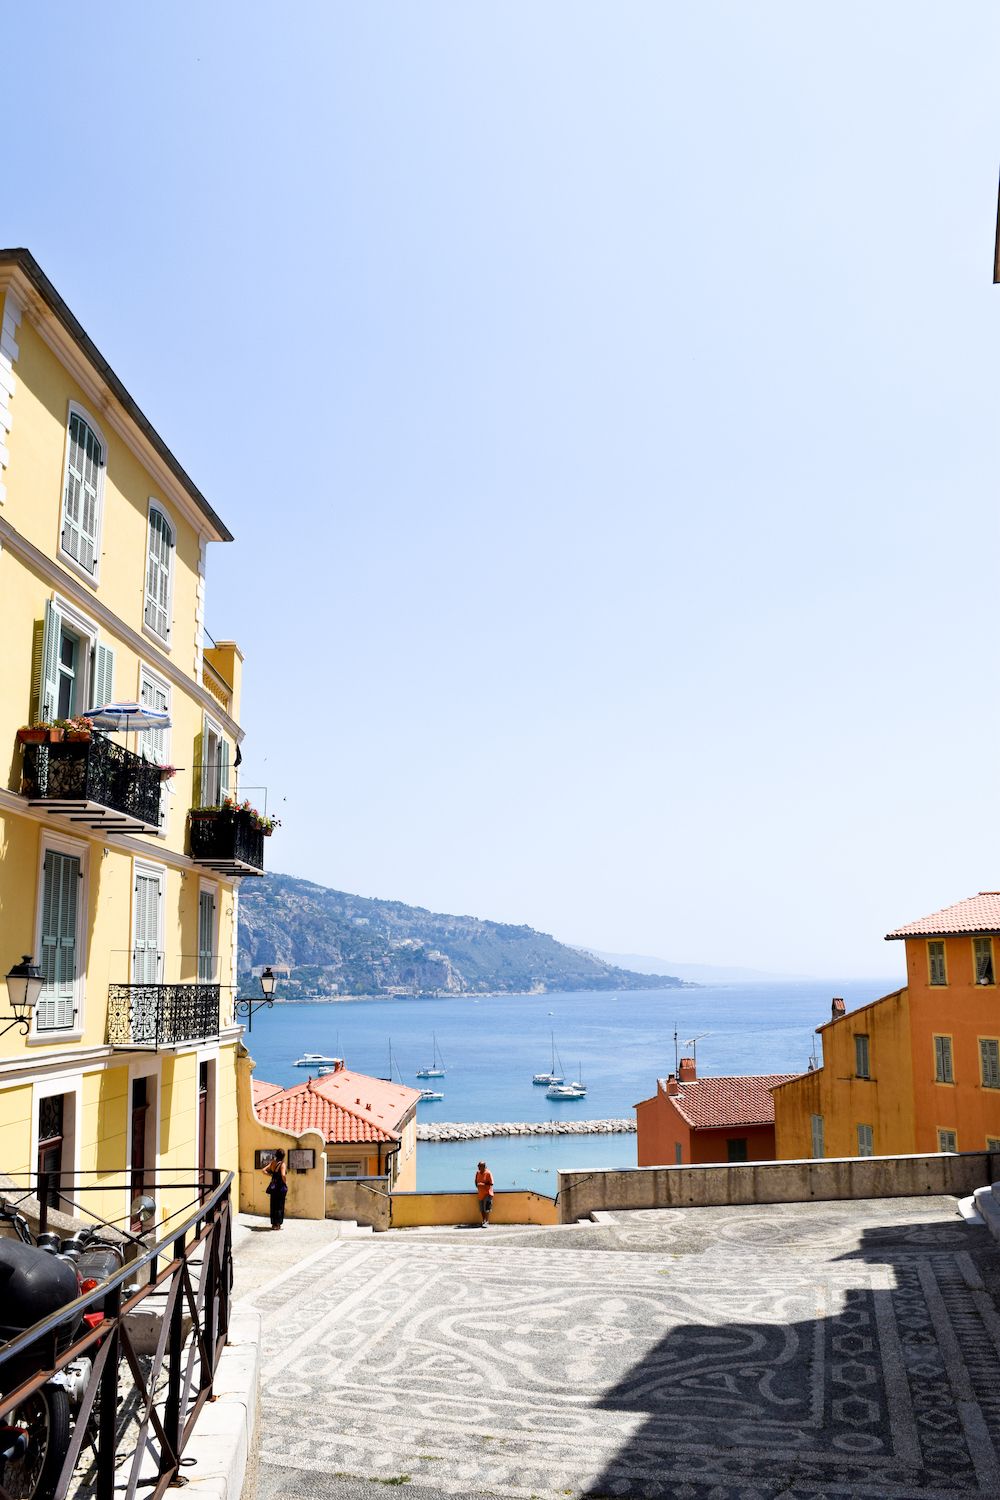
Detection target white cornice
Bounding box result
[0,786,247,886]
[0,265,229,547]
[0,515,243,742]
[0,1025,243,1086]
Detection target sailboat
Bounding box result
[533,1032,564,1085]
[547,1062,586,1101]
[416,1033,445,1078]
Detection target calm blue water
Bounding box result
[244,980,898,1193]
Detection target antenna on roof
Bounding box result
[808,1035,819,1072]
[673,1026,679,1075]
[682,1033,711,1070]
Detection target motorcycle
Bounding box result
[0,1201,123,1500]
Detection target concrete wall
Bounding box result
[557,1150,999,1223]
[327,1177,391,1231]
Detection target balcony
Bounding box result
[107,982,221,1049]
[188,806,266,875]
[21,733,162,834]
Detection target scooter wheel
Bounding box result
[1,1386,71,1500]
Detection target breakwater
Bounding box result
[417,1118,636,1142]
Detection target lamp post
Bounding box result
[2,955,43,1037]
[235,966,276,1033]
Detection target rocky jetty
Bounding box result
[417,1118,636,1142]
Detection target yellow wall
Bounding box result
[0,264,251,1242]
[774,988,916,1159]
[389,1190,558,1228]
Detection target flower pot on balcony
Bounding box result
[48,728,65,743]
[65,730,92,742]
[17,728,48,745]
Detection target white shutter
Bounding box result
[139,674,169,765]
[133,871,162,984]
[38,601,62,722]
[144,510,173,640]
[92,642,114,712]
[62,414,101,575]
[38,851,79,1030]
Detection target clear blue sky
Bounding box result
[7,4,1000,977]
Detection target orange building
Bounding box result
[636,1057,799,1165]
[773,892,1000,1159]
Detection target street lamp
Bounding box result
[2,956,43,1037]
[235,966,276,1033]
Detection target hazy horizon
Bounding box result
[5,3,999,976]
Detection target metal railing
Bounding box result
[188,808,265,874]
[21,735,162,831]
[107,984,221,1048]
[0,1170,233,1500]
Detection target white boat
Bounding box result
[547,1062,587,1101]
[546,1081,586,1100]
[533,1031,564,1085]
[294,1053,342,1068]
[418,1089,444,1102]
[416,1033,445,1078]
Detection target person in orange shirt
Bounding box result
[475,1160,494,1227]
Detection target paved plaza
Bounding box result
[236,1197,1000,1500]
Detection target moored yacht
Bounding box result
[294,1053,342,1068]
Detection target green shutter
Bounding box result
[198,890,215,982]
[193,729,206,808]
[219,738,231,799]
[37,851,79,1030]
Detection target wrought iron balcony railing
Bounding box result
[107,982,221,1048]
[21,734,162,834]
[188,807,265,875]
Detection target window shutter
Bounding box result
[38,601,62,722]
[219,738,231,799]
[92,642,114,711]
[193,729,205,808]
[144,510,173,639]
[133,871,161,984]
[38,852,79,1030]
[198,891,215,982]
[63,414,101,575]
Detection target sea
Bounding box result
[243,979,898,1195]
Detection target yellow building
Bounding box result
[0,248,270,1231]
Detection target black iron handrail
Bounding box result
[107,983,221,1048]
[0,1170,233,1500]
[188,806,265,871]
[21,735,162,828]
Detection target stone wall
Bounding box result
[557,1150,1000,1224]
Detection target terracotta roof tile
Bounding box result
[253,1068,420,1146]
[665,1074,801,1130]
[251,1079,284,1108]
[886,892,1000,940]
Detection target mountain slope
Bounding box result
[238,873,690,997]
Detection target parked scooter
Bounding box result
[0,1200,123,1500]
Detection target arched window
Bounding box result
[144,503,174,641]
[61,409,105,576]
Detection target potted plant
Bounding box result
[157,764,178,782]
[17,722,51,745]
[63,716,93,743]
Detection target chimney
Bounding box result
[831,997,846,1020]
[678,1056,697,1083]
[665,1074,681,1097]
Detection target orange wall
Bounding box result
[773,988,915,1159]
[904,935,1000,1153]
[637,1088,776,1165]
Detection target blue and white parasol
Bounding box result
[83,700,173,733]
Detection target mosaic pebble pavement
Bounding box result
[244,1196,1000,1500]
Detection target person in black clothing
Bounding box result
[263,1149,288,1229]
